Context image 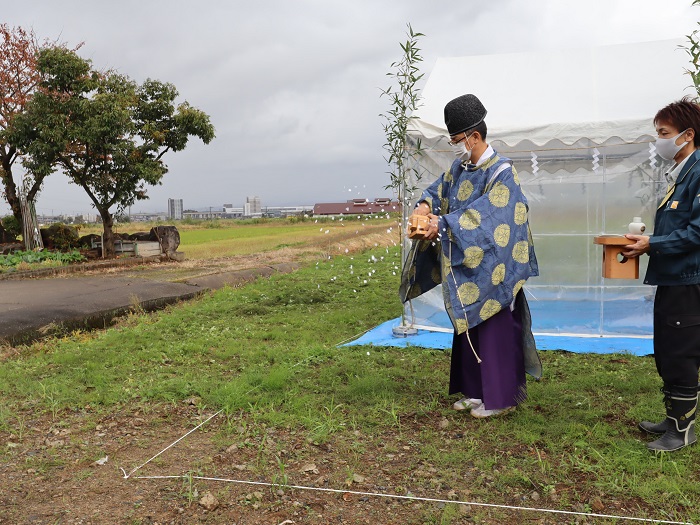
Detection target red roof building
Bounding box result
[313,198,401,216]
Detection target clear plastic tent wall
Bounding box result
[402,135,667,336]
[401,40,692,338]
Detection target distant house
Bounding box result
[313,198,401,216]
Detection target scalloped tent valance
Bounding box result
[409,39,693,147]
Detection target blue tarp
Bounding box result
[345,318,653,356]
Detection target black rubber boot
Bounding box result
[639,418,670,434]
[639,386,671,434]
[647,385,698,452]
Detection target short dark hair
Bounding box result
[654,96,700,147]
[467,121,488,141]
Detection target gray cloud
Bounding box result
[1,0,697,215]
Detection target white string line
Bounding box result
[130,474,694,525]
[120,407,693,524]
[120,409,223,479]
[120,411,694,524]
[335,326,373,347]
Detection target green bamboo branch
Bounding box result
[379,24,425,196]
[682,0,700,97]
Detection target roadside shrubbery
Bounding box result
[1,215,21,239]
[0,249,85,272]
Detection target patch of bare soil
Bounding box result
[0,402,655,525]
[3,404,444,525]
[0,404,419,525]
[78,223,399,284]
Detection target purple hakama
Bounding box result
[449,304,527,410]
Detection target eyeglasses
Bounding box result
[447,134,467,146]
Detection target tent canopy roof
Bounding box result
[409,39,694,147]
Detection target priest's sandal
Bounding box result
[470,404,515,418]
[647,385,698,452]
[452,398,482,411]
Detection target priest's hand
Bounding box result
[423,213,440,240]
[622,234,650,258]
[413,202,440,240]
[414,202,431,216]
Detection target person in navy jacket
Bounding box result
[624,97,700,452]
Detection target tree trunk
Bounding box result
[0,147,22,223]
[98,208,116,258]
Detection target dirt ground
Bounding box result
[0,401,550,525]
[0,400,652,525]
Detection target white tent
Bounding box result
[401,39,694,338]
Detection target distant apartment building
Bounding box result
[244,196,262,217]
[168,198,184,220]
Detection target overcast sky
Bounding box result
[1,0,697,216]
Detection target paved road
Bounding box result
[0,263,299,344]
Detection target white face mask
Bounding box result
[656,129,690,161]
[450,133,474,160]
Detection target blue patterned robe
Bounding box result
[400,151,539,333]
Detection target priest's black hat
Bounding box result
[443,94,487,136]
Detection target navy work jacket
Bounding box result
[646,149,700,285]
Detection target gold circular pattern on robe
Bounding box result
[440,198,449,215]
[463,246,484,268]
[455,317,468,333]
[514,202,527,225]
[488,183,510,207]
[513,279,526,297]
[493,224,511,247]
[491,263,506,285]
[444,169,453,183]
[480,299,502,321]
[512,240,530,263]
[442,256,452,277]
[437,184,443,199]
[458,209,481,230]
[457,180,474,201]
[418,240,431,252]
[431,266,442,284]
[512,168,521,185]
[457,282,480,305]
[409,283,422,298]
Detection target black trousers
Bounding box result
[653,285,700,388]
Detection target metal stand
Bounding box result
[392,324,418,337]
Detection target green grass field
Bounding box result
[0,222,698,524]
[177,222,347,258]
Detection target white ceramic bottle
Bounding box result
[628,217,646,235]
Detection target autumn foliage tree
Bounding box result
[10,47,215,257]
[0,24,41,224]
